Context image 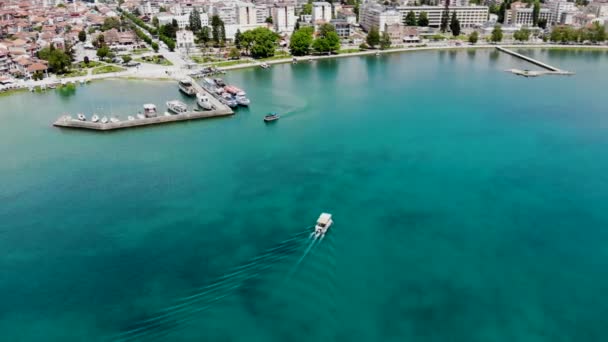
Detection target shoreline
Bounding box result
[2,44,606,94]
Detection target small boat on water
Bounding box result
[101,116,109,124]
[313,213,333,239]
[264,112,280,122]
[77,113,86,121]
[260,62,269,69]
[214,78,226,87]
[91,114,99,123]
[236,95,250,106]
[178,79,196,96]
[166,100,188,114]
[137,114,146,120]
[110,116,120,123]
[127,116,135,121]
[79,79,85,85]
[143,104,157,118]
[224,85,244,95]
[196,93,213,110]
[221,93,238,108]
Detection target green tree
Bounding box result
[159,6,167,12]
[265,16,273,24]
[97,45,110,60]
[418,12,429,27]
[313,24,340,54]
[211,15,223,46]
[240,27,279,58]
[102,17,121,31]
[491,25,503,43]
[289,27,314,56]
[366,26,380,48]
[189,10,202,33]
[468,31,479,44]
[199,26,211,46]
[380,31,391,50]
[450,12,460,36]
[294,20,300,30]
[234,29,242,49]
[532,0,540,27]
[513,28,530,42]
[172,18,178,28]
[78,30,86,42]
[151,42,159,52]
[32,70,44,80]
[122,55,132,64]
[152,16,159,28]
[538,18,548,29]
[228,47,241,59]
[302,3,312,15]
[93,34,105,48]
[38,45,71,73]
[160,23,176,39]
[84,56,90,65]
[405,11,417,26]
[440,2,449,32]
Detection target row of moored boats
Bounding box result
[196,78,251,108]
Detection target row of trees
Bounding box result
[403,11,429,27]
[37,43,72,74]
[289,24,341,56]
[119,8,175,51]
[550,23,607,43]
[365,27,391,50]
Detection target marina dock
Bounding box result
[496,46,574,76]
[53,78,234,131]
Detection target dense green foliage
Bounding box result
[513,28,531,42]
[380,31,391,50]
[102,17,121,31]
[198,26,211,46]
[532,0,540,27]
[450,12,460,36]
[38,45,71,73]
[491,25,503,42]
[240,27,279,58]
[550,23,606,43]
[211,15,225,46]
[366,26,380,48]
[78,30,86,42]
[289,27,314,56]
[418,12,429,27]
[313,24,340,54]
[189,9,202,33]
[468,31,479,44]
[440,7,449,32]
[405,11,417,26]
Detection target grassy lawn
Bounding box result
[131,48,151,55]
[338,48,360,54]
[75,60,102,69]
[214,59,252,67]
[134,55,173,66]
[92,65,126,75]
[59,69,88,78]
[258,54,292,62]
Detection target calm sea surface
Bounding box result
[1,48,608,341]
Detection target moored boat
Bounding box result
[236,95,250,106]
[166,100,188,114]
[214,78,226,87]
[101,116,109,124]
[136,114,146,120]
[77,113,86,121]
[110,116,120,123]
[178,79,196,96]
[260,62,269,69]
[263,112,280,122]
[221,93,237,108]
[127,116,135,121]
[143,104,157,118]
[196,93,213,110]
[91,114,99,122]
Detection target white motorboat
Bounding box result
[79,79,85,85]
[166,100,188,114]
[178,79,196,96]
[110,116,120,123]
[260,62,269,69]
[313,213,333,239]
[127,116,135,121]
[143,104,157,118]
[196,93,213,110]
[101,116,109,124]
[91,114,100,122]
[236,95,250,106]
[77,113,86,121]
[137,114,146,120]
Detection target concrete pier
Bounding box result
[496,46,574,75]
[53,78,234,131]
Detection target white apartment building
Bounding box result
[237,1,257,26]
[586,2,608,17]
[272,4,297,33]
[157,15,189,29]
[547,0,576,24]
[213,3,238,25]
[505,3,552,26]
[176,30,195,51]
[139,1,160,17]
[396,5,489,28]
[440,0,470,6]
[360,4,401,32]
[312,2,332,24]
[256,4,270,24]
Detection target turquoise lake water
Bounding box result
[1,48,608,341]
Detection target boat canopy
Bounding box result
[317,213,332,225]
[143,104,156,110]
[179,79,192,85]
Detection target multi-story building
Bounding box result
[547,0,576,24]
[586,2,608,17]
[395,5,490,28]
[157,14,189,29]
[330,19,352,38]
[176,29,195,51]
[212,2,238,25]
[236,1,257,26]
[360,4,401,32]
[256,4,270,24]
[505,2,551,26]
[272,4,296,33]
[439,0,470,6]
[312,2,332,24]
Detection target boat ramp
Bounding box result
[53,78,234,131]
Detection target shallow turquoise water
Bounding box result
[1,48,608,341]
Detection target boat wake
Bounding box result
[111,228,312,341]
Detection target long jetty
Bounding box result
[53,78,234,131]
[496,46,574,76]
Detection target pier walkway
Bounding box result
[53,77,234,131]
[496,46,574,76]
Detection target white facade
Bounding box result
[213,3,238,25]
[586,2,608,17]
[440,0,470,6]
[505,5,552,26]
[360,4,401,32]
[396,5,490,28]
[176,30,195,51]
[312,2,332,24]
[256,5,271,24]
[272,4,296,33]
[237,1,257,25]
[547,0,576,24]
[157,15,189,29]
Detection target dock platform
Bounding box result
[53,78,234,131]
[497,46,574,76]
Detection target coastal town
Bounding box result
[0,0,607,90]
